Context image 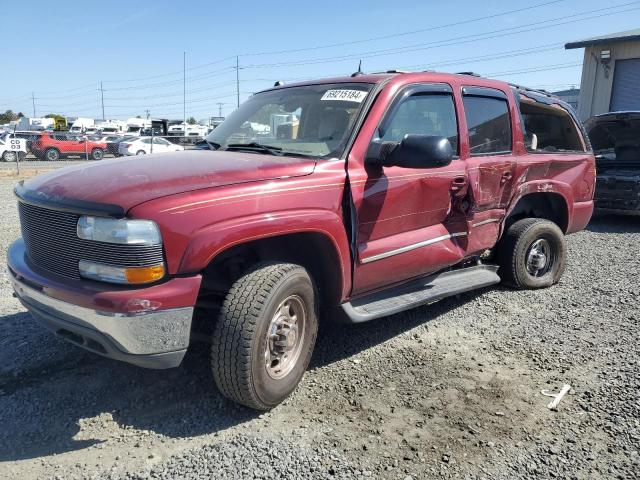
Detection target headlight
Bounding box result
[77,216,162,245]
[79,260,165,285]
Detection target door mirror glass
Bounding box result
[366,134,453,168]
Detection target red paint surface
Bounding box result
[15,72,594,310]
[31,133,107,157]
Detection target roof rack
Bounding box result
[455,71,481,77]
[508,82,557,99]
[369,69,411,74]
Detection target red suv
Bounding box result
[31,133,108,161]
[9,72,595,410]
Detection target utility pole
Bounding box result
[183,51,186,128]
[145,109,150,119]
[235,55,240,109]
[31,92,36,117]
[217,102,224,117]
[100,82,105,121]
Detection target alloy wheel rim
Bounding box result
[264,295,306,380]
[526,238,554,277]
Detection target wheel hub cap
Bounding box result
[264,295,306,379]
[526,239,554,277]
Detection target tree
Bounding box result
[186,116,197,125]
[0,110,18,124]
[45,113,66,122]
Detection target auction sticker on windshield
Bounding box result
[321,90,367,102]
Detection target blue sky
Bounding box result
[1,0,639,120]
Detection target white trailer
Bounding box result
[69,117,95,134]
[125,118,151,136]
[16,117,55,131]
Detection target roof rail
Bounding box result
[456,71,481,77]
[370,69,410,74]
[508,82,557,99]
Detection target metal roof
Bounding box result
[565,28,640,49]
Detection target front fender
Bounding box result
[178,209,353,300]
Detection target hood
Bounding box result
[21,150,316,213]
[585,112,640,154]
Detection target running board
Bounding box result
[341,265,500,323]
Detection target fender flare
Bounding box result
[178,208,353,301]
[504,180,572,232]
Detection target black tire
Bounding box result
[1,151,17,162]
[497,218,567,289]
[91,148,104,160]
[136,150,146,155]
[211,262,318,410]
[45,148,60,161]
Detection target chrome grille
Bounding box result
[18,201,164,279]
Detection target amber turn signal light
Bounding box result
[124,264,166,284]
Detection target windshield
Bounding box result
[206,83,373,158]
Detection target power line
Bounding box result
[0,0,569,100]
[241,0,567,57]
[241,1,640,69]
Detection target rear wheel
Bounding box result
[136,150,146,155]
[497,218,566,289]
[2,151,17,162]
[211,262,318,410]
[45,148,60,161]
[91,148,104,160]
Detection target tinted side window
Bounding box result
[381,93,458,155]
[463,95,511,155]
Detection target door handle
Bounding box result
[450,176,467,192]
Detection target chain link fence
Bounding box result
[0,127,210,174]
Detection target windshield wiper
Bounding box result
[225,142,283,156]
[205,140,221,150]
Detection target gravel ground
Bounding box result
[0,173,638,479]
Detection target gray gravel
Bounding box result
[0,173,638,479]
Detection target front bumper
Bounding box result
[8,239,200,369]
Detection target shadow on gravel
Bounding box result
[0,288,487,462]
[587,215,640,233]
[311,288,485,370]
[0,331,256,461]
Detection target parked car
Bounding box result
[106,135,135,156]
[0,133,29,161]
[8,72,595,411]
[0,136,26,161]
[118,136,184,156]
[31,133,108,161]
[584,111,640,216]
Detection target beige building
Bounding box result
[566,28,640,120]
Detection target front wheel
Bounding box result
[497,218,567,289]
[91,148,104,160]
[136,150,146,155]
[211,262,318,410]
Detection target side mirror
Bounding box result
[366,134,453,169]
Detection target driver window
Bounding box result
[380,93,459,155]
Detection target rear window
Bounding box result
[519,99,584,153]
[463,94,512,155]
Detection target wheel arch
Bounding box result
[197,231,347,309]
[504,190,570,233]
